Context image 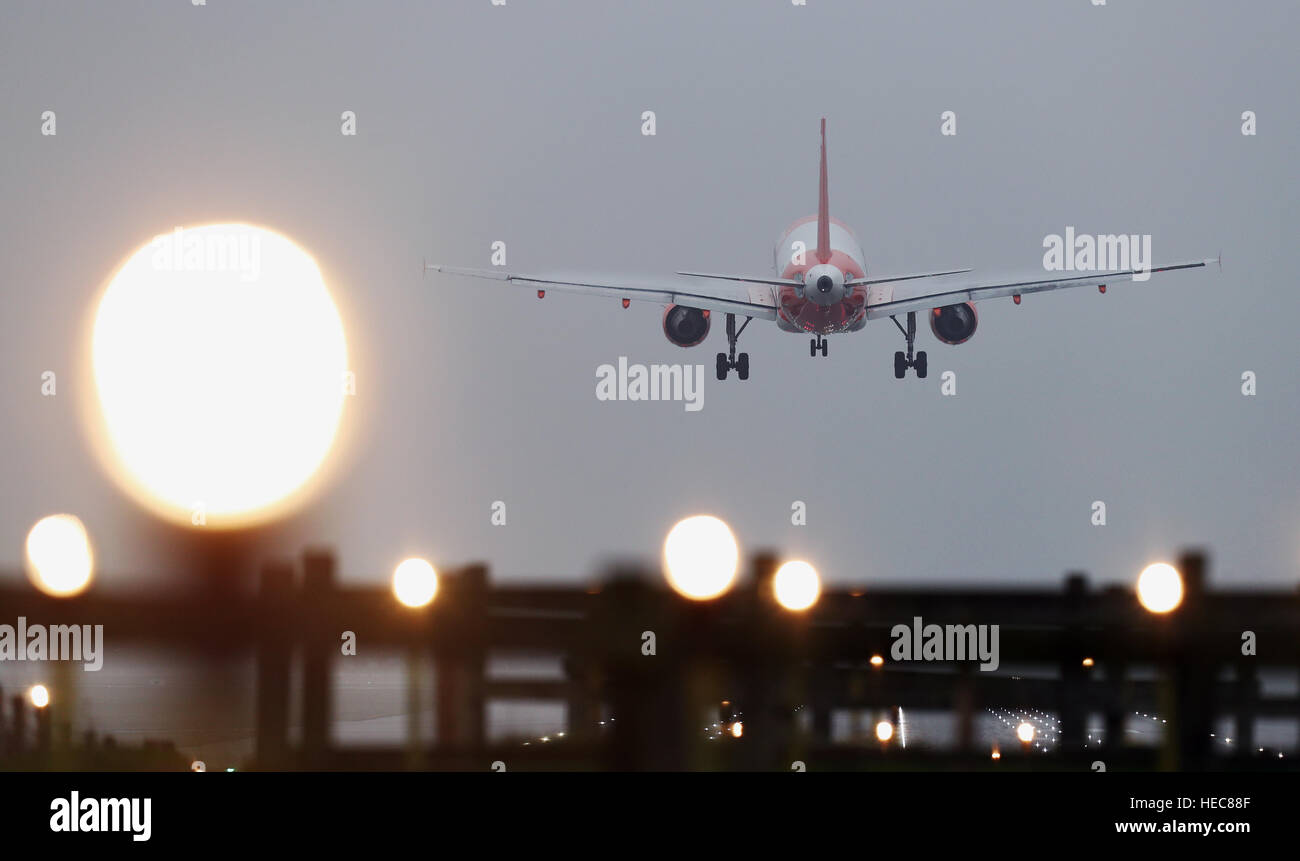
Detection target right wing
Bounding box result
[865,258,1216,319]
[425,264,779,320]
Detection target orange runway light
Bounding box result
[1137,562,1184,614]
[392,558,438,608]
[773,560,821,611]
[662,515,739,600]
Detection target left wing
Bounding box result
[865,258,1216,319]
[426,264,778,320]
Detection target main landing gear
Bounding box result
[809,334,828,357]
[716,313,751,381]
[891,311,927,379]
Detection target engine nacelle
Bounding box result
[929,302,978,345]
[662,304,711,347]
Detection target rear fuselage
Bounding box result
[773,215,869,334]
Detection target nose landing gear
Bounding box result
[891,311,927,379]
[716,313,752,380]
[809,335,829,357]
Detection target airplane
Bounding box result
[426,119,1216,380]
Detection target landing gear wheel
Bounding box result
[718,314,754,380]
[891,311,924,379]
[820,338,829,357]
[809,338,817,357]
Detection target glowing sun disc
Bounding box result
[91,224,348,527]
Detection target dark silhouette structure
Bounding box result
[1,548,1297,771]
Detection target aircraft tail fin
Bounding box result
[816,118,830,264]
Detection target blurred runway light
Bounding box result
[730,721,744,739]
[662,515,739,600]
[875,720,894,743]
[870,654,884,668]
[25,514,94,597]
[1137,562,1184,614]
[392,558,438,608]
[1016,722,1035,744]
[773,560,821,611]
[29,684,50,708]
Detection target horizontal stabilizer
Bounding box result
[676,271,801,287]
[847,268,971,287]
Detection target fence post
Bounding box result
[740,552,781,770]
[603,571,686,770]
[435,565,488,758]
[954,663,975,752]
[563,655,600,743]
[1059,573,1088,752]
[301,549,336,765]
[1102,585,1127,756]
[1234,657,1257,756]
[255,560,294,767]
[10,694,25,754]
[35,702,51,756]
[1172,549,1211,770]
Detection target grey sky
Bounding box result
[2,0,1297,594]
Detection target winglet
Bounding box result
[816,118,830,264]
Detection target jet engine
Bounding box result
[662,304,711,347]
[929,302,978,345]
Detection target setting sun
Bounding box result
[90,224,348,528]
